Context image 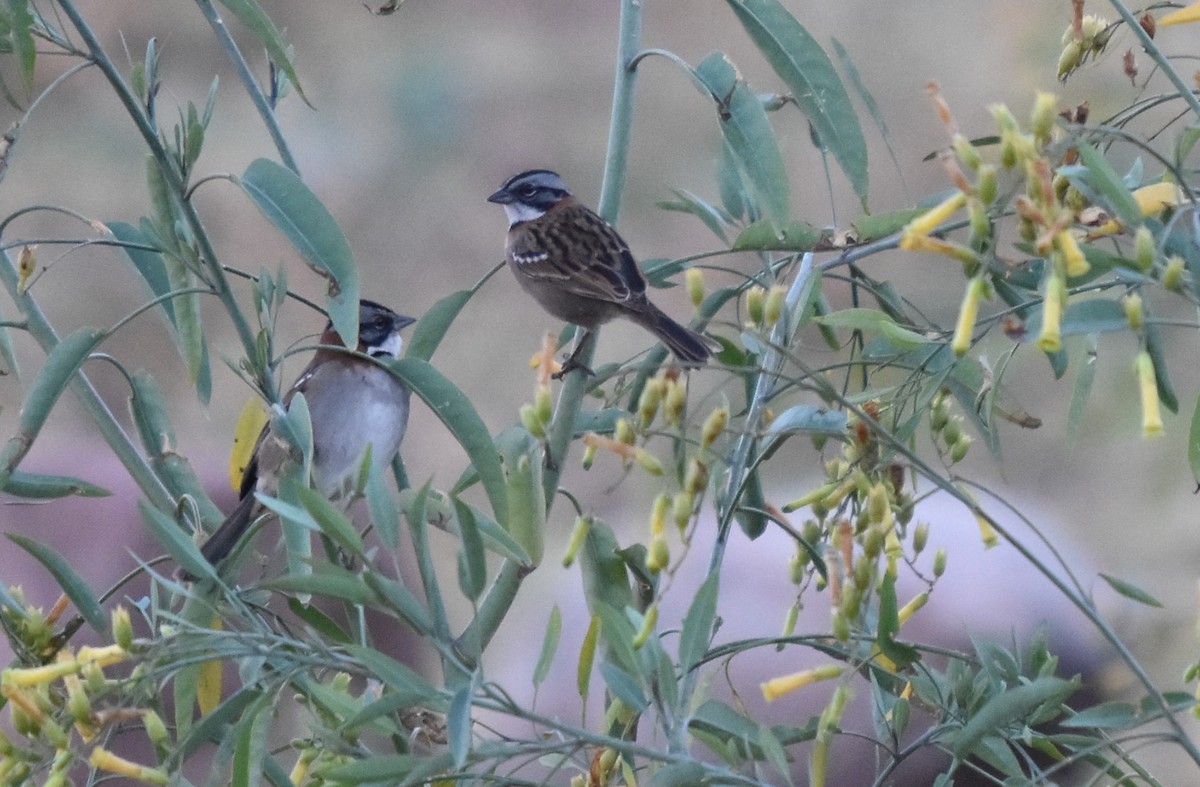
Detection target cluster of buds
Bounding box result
[743,283,787,331]
[780,402,933,648]
[1058,11,1114,81]
[929,389,972,464]
[0,605,168,785]
[520,332,560,438]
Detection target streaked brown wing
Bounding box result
[512,204,646,304]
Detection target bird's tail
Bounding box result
[631,300,712,366]
[178,493,258,581]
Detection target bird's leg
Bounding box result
[552,328,596,380]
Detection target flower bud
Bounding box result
[635,449,664,475]
[686,267,706,308]
[867,483,890,525]
[764,285,787,327]
[951,133,981,171]
[111,607,133,651]
[1031,91,1058,146]
[831,609,851,641]
[1057,39,1084,81]
[684,459,708,495]
[913,522,929,554]
[649,493,669,537]
[949,433,972,463]
[898,591,930,624]
[672,491,694,532]
[562,515,591,568]
[1134,225,1155,272]
[1162,255,1187,292]
[519,404,546,438]
[615,417,636,446]
[646,535,669,573]
[700,405,728,450]
[632,604,657,649]
[662,378,687,427]
[581,441,597,470]
[143,710,169,749]
[933,548,947,577]
[746,285,766,327]
[760,664,844,702]
[1123,292,1144,330]
[976,164,998,206]
[781,602,799,637]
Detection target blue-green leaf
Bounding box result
[678,572,718,673]
[6,534,107,634]
[694,52,790,231]
[724,0,868,203]
[216,0,307,103]
[1,471,109,499]
[241,158,359,346]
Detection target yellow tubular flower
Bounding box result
[951,276,986,356]
[1055,230,1089,277]
[1036,272,1065,353]
[904,191,967,238]
[1136,351,1164,437]
[760,664,844,702]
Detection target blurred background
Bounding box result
[1,0,1198,781]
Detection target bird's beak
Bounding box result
[393,314,417,331]
[487,188,512,205]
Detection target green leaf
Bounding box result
[497,426,545,566]
[0,328,104,478]
[262,566,374,604]
[1190,394,1200,487]
[231,696,270,787]
[599,661,648,712]
[732,218,825,251]
[832,37,903,197]
[679,572,719,674]
[694,51,790,231]
[1144,315,1179,413]
[1099,572,1163,608]
[297,485,364,558]
[241,158,359,346]
[533,605,562,689]
[1023,298,1129,341]
[577,614,599,701]
[347,645,441,703]
[648,761,707,787]
[363,573,433,634]
[216,0,307,103]
[851,208,923,242]
[580,520,634,619]
[815,308,927,350]
[764,404,848,437]
[1074,142,1141,227]
[365,458,400,550]
[724,0,868,203]
[876,572,919,668]
[406,288,473,362]
[1067,336,1098,441]
[6,0,34,95]
[447,685,472,768]
[0,471,109,499]
[6,534,106,634]
[383,358,508,530]
[1060,700,1138,729]
[657,188,731,243]
[452,497,486,601]
[287,597,351,643]
[138,500,215,582]
[951,677,1076,759]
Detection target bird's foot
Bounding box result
[551,351,594,380]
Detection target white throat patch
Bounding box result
[503,202,546,227]
[368,332,404,359]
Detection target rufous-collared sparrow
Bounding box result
[487,169,711,377]
[187,299,415,577]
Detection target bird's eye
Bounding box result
[519,185,538,199]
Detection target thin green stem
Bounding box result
[191,0,298,174]
[56,0,275,398]
[541,0,643,504]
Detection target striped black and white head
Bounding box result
[357,299,415,359]
[487,169,572,227]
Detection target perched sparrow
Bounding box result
[487,169,711,377]
[187,299,415,577]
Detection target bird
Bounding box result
[487,169,711,377]
[185,299,415,578]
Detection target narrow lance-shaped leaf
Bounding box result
[452,497,486,601]
[1,471,109,499]
[6,534,107,634]
[678,572,719,673]
[216,0,308,104]
[406,289,474,362]
[724,0,868,203]
[241,158,359,346]
[533,605,562,689]
[384,358,508,529]
[694,52,790,231]
[952,677,1076,759]
[0,327,105,479]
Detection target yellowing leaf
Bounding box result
[197,618,223,715]
[1159,2,1200,26]
[229,397,268,491]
